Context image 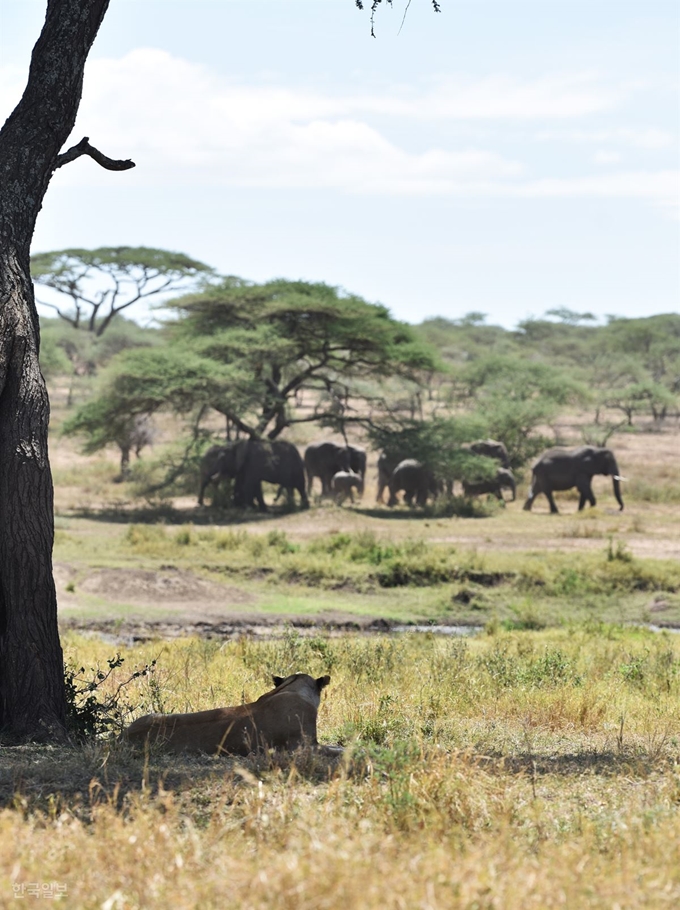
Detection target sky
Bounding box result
[1,0,678,329]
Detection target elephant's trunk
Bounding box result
[509,478,516,502]
[612,474,624,511]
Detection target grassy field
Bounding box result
[1,628,679,908]
[48,404,680,633]
[2,405,679,907]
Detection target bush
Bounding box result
[64,654,157,740]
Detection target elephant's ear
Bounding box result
[604,448,618,474]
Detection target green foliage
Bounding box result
[417,312,680,430]
[456,355,586,467]
[415,316,517,364]
[604,378,676,425]
[61,393,140,454]
[38,330,72,379]
[459,354,586,407]
[39,317,159,404]
[266,530,299,554]
[164,277,437,437]
[478,643,580,690]
[619,646,680,693]
[61,346,235,464]
[607,537,633,563]
[367,414,497,483]
[64,653,157,739]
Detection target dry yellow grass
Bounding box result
[2,629,679,908]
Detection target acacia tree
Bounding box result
[32,247,213,336]
[166,278,435,438]
[0,0,135,741]
[63,279,437,473]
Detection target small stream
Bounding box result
[393,624,482,636]
[63,618,679,645]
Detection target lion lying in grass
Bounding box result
[123,673,331,756]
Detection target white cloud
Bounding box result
[2,48,676,210]
[537,127,674,149]
[402,72,619,120]
[40,49,529,193]
[512,171,679,214]
[594,150,622,165]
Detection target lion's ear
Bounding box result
[272,676,284,688]
[316,675,331,691]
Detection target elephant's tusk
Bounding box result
[613,475,628,482]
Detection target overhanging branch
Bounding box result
[54,137,135,172]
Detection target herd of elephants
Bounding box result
[198,438,626,515]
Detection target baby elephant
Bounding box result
[388,459,439,508]
[331,470,364,505]
[462,467,516,502]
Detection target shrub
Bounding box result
[64,654,157,740]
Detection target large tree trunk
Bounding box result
[0,0,111,740]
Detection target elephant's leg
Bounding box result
[545,489,560,514]
[577,480,596,510]
[233,480,246,508]
[587,482,596,507]
[298,483,309,509]
[255,482,268,512]
[523,476,537,511]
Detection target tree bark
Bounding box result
[0,0,112,740]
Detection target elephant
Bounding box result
[523,445,624,514]
[462,467,516,502]
[388,459,440,508]
[376,452,400,503]
[330,470,364,505]
[198,440,308,511]
[347,444,367,480]
[462,439,511,469]
[304,441,352,496]
[198,444,234,506]
[114,414,155,482]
